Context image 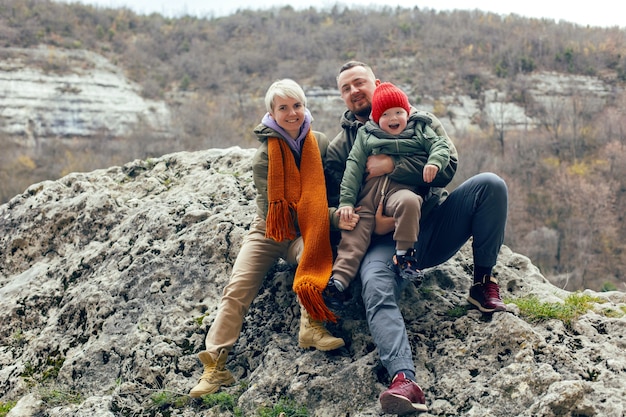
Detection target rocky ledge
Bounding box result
[0,147,625,416]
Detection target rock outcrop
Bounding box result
[0,46,171,143]
[0,46,615,145]
[1,147,625,416]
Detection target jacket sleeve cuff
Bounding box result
[329,207,340,230]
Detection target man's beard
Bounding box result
[354,105,372,120]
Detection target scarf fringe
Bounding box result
[266,199,297,242]
[295,281,338,323]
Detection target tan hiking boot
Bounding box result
[189,349,235,398]
[298,307,345,351]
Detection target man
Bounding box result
[324,61,508,415]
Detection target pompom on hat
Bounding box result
[370,82,410,124]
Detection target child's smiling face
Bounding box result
[378,107,409,135]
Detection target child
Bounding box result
[328,82,451,295]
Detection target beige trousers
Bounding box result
[333,176,423,287]
[204,215,303,357]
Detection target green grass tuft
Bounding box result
[446,305,469,318]
[257,398,309,417]
[40,388,83,406]
[0,401,17,417]
[200,391,236,409]
[508,292,607,327]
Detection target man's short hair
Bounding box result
[337,61,375,83]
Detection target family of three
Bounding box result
[188,61,508,415]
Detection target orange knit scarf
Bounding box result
[265,132,337,322]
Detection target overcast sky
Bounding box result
[53,0,624,28]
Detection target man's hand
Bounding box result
[374,201,395,235]
[423,164,439,183]
[365,154,394,181]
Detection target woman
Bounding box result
[189,79,351,398]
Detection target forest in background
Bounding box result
[1,0,626,291]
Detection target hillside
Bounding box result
[1,0,626,289]
[1,148,625,416]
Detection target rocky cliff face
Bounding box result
[1,46,615,146]
[1,147,625,416]
[0,46,171,144]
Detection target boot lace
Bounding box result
[484,281,502,301]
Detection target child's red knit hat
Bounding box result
[370,82,410,124]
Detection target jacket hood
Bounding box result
[339,109,363,131]
[408,107,433,125]
[253,124,283,143]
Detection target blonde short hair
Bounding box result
[264,79,307,113]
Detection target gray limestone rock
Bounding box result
[1,147,625,416]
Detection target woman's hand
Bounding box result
[374,201,395,235]
[337,206,360,231]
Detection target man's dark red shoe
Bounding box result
[379,372,428,415]
[467,275,507,313]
